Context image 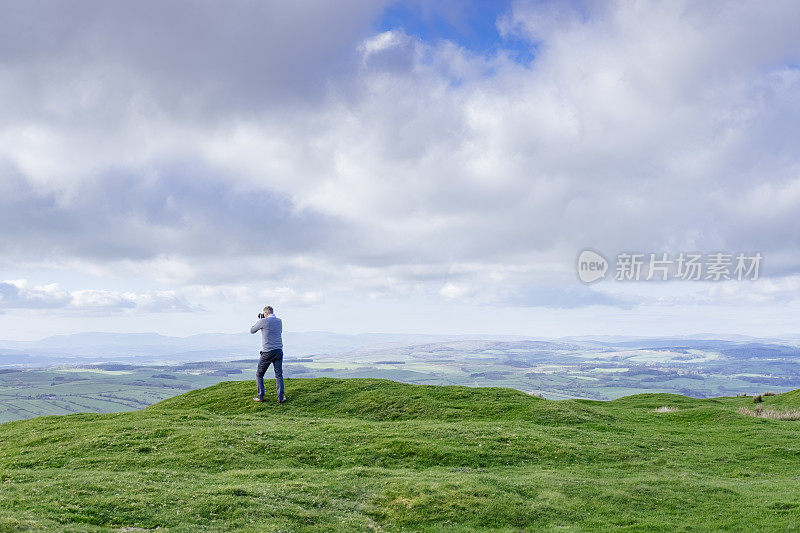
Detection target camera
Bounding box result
[258,313,265,319]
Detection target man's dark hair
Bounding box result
[264,305,274,314]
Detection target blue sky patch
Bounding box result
[377,1,536,64]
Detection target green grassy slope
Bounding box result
[1,378,799,531]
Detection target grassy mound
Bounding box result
[763,387,800,407]
[1,378,800,531]
[151,378,613,424]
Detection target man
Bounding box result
[250,305,286,403]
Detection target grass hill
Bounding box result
[1,378,800,531]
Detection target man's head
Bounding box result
[263,306,274,316]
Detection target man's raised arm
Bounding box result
[250,319,265,334]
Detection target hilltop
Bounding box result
[1,378,800,531]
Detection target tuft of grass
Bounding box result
[654,406,678,413]
[737,406,800,420]
[736,405,800,420]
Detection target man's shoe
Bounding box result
[253,397,264,402]
[279,396,287,403]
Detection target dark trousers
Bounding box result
[256,348,284,400]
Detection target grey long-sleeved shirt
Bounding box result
[250,314,283,351]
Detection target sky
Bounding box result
[2,0,800,340]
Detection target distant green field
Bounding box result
[1,378,800,531]
[0,364,241,424]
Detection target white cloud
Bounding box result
[704,276,800,306]
[440,282,471,300]
[0,280,196,313]
[359,30,407,58]
[0,280,71,309]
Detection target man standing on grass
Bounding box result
[250,306,286,403]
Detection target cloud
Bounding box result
[652,275,800,307]
[2,1,800,313]
[0,0,388,121]
[0,280,197,313]
[439,278,633,309]
[187,285,323,307]
[498,285,634,309]
[0,164,346,268]
[0,280,71,309]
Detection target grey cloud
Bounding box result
[0,0,388,121]
[0,161,346,264]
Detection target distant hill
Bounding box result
[2,331,798,367]
[2,378,800,530]
[0,331,543,365]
